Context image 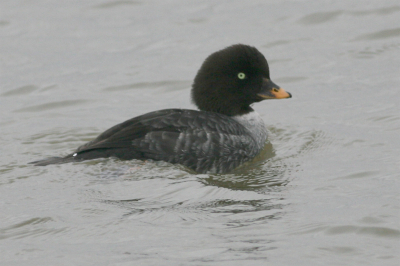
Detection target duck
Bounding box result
[30,44,291,173]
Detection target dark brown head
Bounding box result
[191,44,291,116]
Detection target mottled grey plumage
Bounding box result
[33,109,265,173]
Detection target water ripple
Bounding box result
[102,80,190,92]
[14,100,89,113]
[348,6,400,16]
[325,225,400,238]
[1,85,39,97]
[0,217,66,240]
[92,0,142,9]
[298,11,343,25]
[353,28,400,41]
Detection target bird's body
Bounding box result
[31,44,291,173]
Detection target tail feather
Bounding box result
[29,155,76,166]
[29,148,133,166]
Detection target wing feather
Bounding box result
[73,109,257,172]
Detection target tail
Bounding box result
[29,154,76,166]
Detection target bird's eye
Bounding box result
[237,73,246,79]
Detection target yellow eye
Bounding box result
[238,73,246,79]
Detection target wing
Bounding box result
[74,109,258,173]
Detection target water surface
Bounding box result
[1,0,399,265]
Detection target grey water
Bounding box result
[1,0,400,265]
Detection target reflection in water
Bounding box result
[200,141,289,191]
[97,140,289,226]
[104,195,285,226]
